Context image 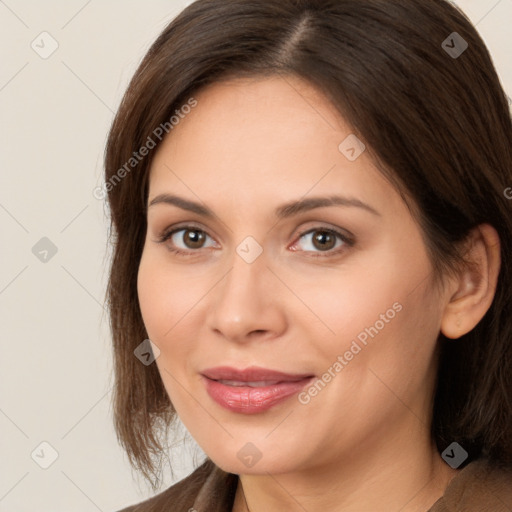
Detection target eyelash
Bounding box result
[155,224,354,258]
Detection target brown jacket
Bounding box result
[116,458,512,511]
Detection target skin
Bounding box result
[137,75,501,511]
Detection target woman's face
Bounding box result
[137,75,447,475]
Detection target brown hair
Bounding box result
[104,0,512,488]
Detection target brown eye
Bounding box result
[180,229,207,249]
[156,225,218,255]
[311,230,337,251]
[293,227,353,256]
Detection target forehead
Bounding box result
[164,75,350,155]
[148,76,399,218]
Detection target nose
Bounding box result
[206,245,288,344]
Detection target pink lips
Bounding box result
[201,366,315,414]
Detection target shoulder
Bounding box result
[430,458,512,511]
[114,457,237,512]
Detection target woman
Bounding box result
[104,0,512,510]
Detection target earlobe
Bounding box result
[440,223,501,340]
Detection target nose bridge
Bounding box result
[207,241,284,341]
[218,244,266,315]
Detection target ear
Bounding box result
[440,223,501,339]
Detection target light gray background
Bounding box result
[1,1,511,511]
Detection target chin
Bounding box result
[206,444,303,476]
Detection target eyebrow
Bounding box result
[148,193,381,218]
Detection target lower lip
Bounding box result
[202,376,314,414]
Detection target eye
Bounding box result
[291,227,353,256]
[155,224,354,258]
[156,225,217,255]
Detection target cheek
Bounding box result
[137,249,204,341]
[339,274,442,407]
[296,242,438,379]
[137,250,201,401]
[284,256,407,348]
[137,251,166,339]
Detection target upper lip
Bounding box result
[201,366,314,383]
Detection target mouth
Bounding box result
[200,366,315,414]
[201,365,314,383]
[213,379,300,387]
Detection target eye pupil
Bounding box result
[184,229,205,248]
[313,231,335,251]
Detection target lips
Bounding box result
[216,379,284,387]
[201,366,315,414]
[201,366,314,383]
